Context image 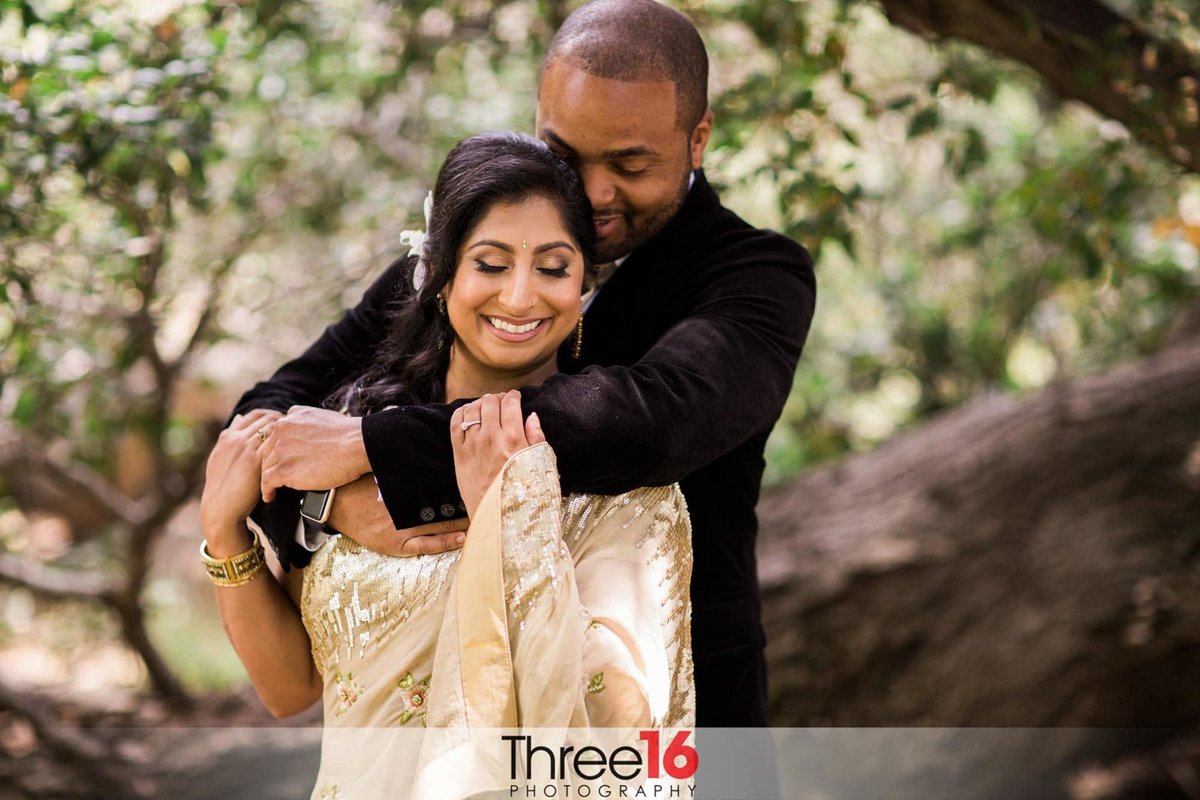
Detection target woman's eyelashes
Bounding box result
[471,257,571,277]
[538,264,570,278]
[473,257,506,273]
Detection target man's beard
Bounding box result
[594,171,691,262]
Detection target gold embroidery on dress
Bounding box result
[499,447,568,630]
[587,672,606,693]
[657,488,695,728]
[622,500,648,530]
[597,484,694,727]
[302,537,457,672]
[564,494,595,542]
[568,483,696,727]
[585,491,633,533]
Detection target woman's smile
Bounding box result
[484,314,550,340]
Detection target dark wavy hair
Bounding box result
[333,131,596,414]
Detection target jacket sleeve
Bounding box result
[366,240,816,528]
[231,258,409,568]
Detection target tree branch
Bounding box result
[0,423,148,529]
[112,590,193,710]
[876,0,1200,173]
[0,682,137,798]
[97,184,172,404]
[165,254,239,380]
[0,553,118,602]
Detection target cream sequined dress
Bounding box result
[300,443,694,799]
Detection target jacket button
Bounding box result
[440,504,457,518]
[419,506,436,522]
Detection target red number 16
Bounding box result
[639,730,699,779]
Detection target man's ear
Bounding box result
[689,109,714,171]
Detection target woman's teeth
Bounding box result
[488,317,541,334]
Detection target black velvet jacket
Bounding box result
[234,171,816,662]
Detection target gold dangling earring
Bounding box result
[572,314,584,359]
[436,293,448,348]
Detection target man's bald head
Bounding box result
[541,0,709,131]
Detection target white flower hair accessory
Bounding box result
[399,190,434,292]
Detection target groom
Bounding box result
[237,0,815,728]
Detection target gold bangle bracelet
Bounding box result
[200,536,267,587]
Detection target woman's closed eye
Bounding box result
[538,263,570,278]
[474,258,507,273]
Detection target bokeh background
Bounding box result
[2,0,1199,797]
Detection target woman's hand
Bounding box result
[201,409,280,553]
[450,391,545,518]
[203,410,323,718]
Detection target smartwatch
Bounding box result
[300,487,337,525]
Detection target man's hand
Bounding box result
[260,406,372,501]
[328,474,468,556]
[451,391,545,518]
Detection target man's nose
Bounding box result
[580,164,617,208]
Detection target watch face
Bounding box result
[301,490,331,523]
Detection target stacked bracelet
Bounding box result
[200,536,267,587]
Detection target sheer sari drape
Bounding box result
[302,443,694,799]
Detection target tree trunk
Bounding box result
[759,339,1200,726]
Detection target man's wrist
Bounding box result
[326,474,392,540]
[325,477,363,536]
[344,417,372,478]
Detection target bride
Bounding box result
[198,131,694,798]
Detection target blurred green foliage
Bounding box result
[710,3,1200,479]
[2,0,1199,690]
[4,0,1199,476]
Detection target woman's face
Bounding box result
[444,194,585,383]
